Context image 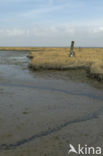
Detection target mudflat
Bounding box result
[0,50,103,156]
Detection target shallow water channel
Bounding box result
[0,51,103,156]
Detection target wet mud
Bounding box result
[0,51,103,156]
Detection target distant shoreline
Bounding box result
[0,47,103,50]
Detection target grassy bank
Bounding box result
[28,48,103,81]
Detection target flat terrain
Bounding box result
[0,50,103,156]
[0,47,103,81]
[27,47,103,81]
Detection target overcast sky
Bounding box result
[0,0,103,47]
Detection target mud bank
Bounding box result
[28,48,103,81]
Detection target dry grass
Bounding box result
[0,47,103,80]
[28,48,103,81]
[0,47,67,51]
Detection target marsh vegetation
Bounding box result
[28,47,103,81]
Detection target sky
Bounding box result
[0,0,103,47]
